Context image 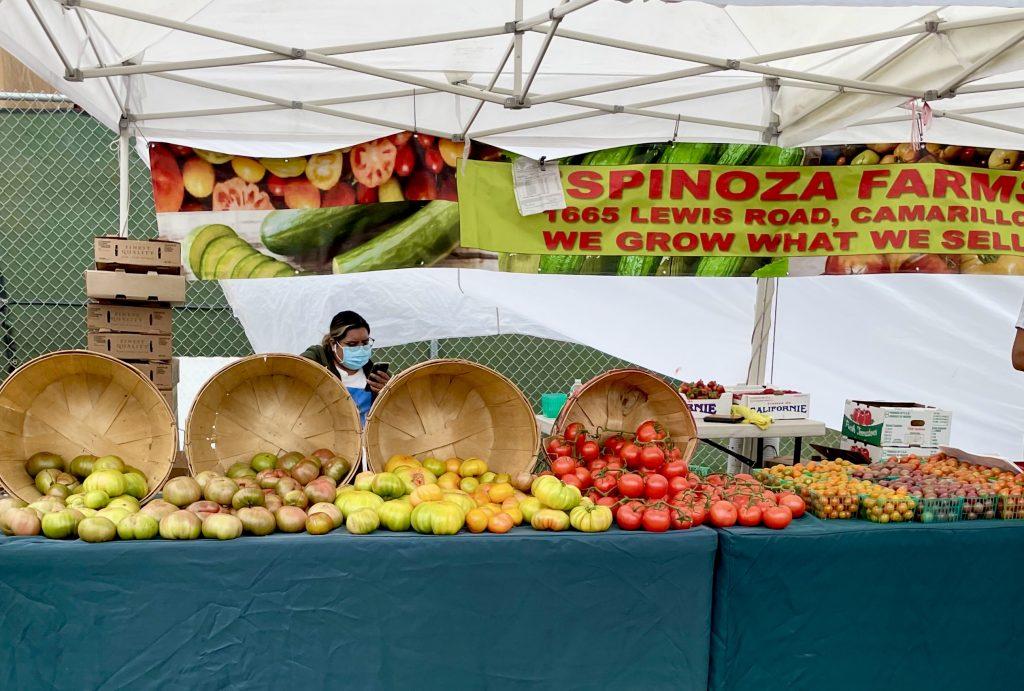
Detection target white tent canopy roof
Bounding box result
[8,0,1024,157]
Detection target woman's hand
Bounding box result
[368,369,391,393]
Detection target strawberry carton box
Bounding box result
[730,385,810,420]
[842,400,952,450]
[838,437,936,464]
[678,380,731,418]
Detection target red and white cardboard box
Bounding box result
[730,385,810,420]
[682,392,731,418]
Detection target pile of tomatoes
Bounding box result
[542,420,805,532]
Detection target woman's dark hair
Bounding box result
[321,310,370,351]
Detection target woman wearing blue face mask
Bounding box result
[300,310,390,424]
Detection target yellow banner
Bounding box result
[457,160,1024,257]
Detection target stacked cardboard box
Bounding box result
[840,399,953,462]
[84,237,185,427]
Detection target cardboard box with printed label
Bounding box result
[730,385,810,420]
[841,399,952,449]
[87,332,173,361]
[85,269,186,304]
[94,236,181,273]
[128,359,179,389]
[839,436,939,464]
[682,392,731,418]
[86,302,172,335]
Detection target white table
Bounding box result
[536,415,827,467]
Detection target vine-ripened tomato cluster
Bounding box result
[543,419,805,531]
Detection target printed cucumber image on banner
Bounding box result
[151,137,1024,279]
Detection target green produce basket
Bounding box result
[961,494,998,520]
[998,494,1024,520]
[808,490,859,520]
[858,494,916,524]
[914,496,963,523]
[690,464,710,479]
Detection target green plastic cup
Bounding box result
[540,393,568,418]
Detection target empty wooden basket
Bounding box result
[185,354,361,480]
[0,350,176,502]
[364,359,539,474]
[555,368,699,463]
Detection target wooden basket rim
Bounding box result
[364,358,540,472]
[0,349,176,502]
[183,353,361,479]
[553,367,699,459]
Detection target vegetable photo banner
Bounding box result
[149,137,1024,279]
[459,160,1024,259]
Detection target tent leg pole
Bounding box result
[513,0,523,95]
[747,277,776,385]
[118,121,129,237]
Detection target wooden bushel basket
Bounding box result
[0,350,176,502]
[185,354,361,480]
[555,368,699,463]
[364,359,539,474]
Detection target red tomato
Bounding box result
[616,501,644,530]
[617,473,645,499]
[763,505,793,530]
[561,473,582,489]
[668,447,683,460]
[423,147,445,174]
[668,476,689,495]
[737,505,762,527]
[551,456,577,476]
[403,170,437,200]
[355,183,377,204]
[669,506,693,530]
[388,132,412,147]
[709,500,738,528]
[605,460,623,472]
[166,144,193,157]
[393,145,416,177]
[585,488,603,502]
[545,436,565,454]
[546,439,571,460]
[413,133,436,148]
[587,458,608,473]
[619,443,642,469]
[639,445,665,471]
[777,493,806,518]
[573,466,593,489]
[705,474,727,487]
[265,174,287,196]
[564,422,586,448]
[690,504,707,526]
[644,474,669,500]
[642,507,670,532]
[636,419,666,443]
[662,460,689,479]
[321,182,355,206]
[593,474,618,495]
[603,435,626,455]
[349,139,397,188]
[579,440,600,463]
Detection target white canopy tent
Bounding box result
[2,0,1024,454]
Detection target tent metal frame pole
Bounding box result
[515,0,599,32]
[461,38,516,140]
[518,8,562,103]
[935,27,1024,97]
[76,27,511,79]
[64,0,510,107]
[940,111,1024,137]
[153,72,455,138]
[958,80,1024,94]
[513,0,524,95]
[28,0,73,73]
[747,278,776,386]
[118,122,129,237]
[131,87,435,122]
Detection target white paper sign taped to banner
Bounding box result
[512,157,566,216]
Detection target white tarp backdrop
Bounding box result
[10,1,1024,157]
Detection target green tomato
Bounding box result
[376,499,413,531]
[93,455,125,473]
[84,490,110,510]
[531,475,581,511]
[569,503,613,532]
[394,466,437,494]
[250,452,278,472]
[78,516,117,543]
[346,507,380,535]
[122,473,148,500]
[83,470,126,498]
[117,512,159,540]
[107,496,140,513]
[370,472,406,500]
[410,501,465,535]
[42,509,81,539]
[335,490,384,518]
[422,458,446,478]
[519,497,542,522]
[354,471,375,492]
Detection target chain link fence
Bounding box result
[0,94,836,470]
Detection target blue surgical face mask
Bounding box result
[340,344,372,370]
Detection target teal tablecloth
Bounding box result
[0,526,717,690]
[710,515,1024,690]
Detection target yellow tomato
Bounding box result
[503,506,523,525]
[385,455,419,473]
[519,497,542,522]
[501,497,519,511]
[305,151,344,190]
[409,484,443,507]
[459,477,479,493]
[479,504,499,517]
[479,471,497,484]
[438,138,463,167]
[471,489,490,507]
[378,177,404,202]
[259,157,306,178]
[459,458,488,478]
[488,512,514,534]
[444,459,462,474]
[465,508,489,533]
[493,473,511,484]
[437,472,461,490]
[961,255,1024,275]
[488,482,514,503]
[230,156,266,183]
